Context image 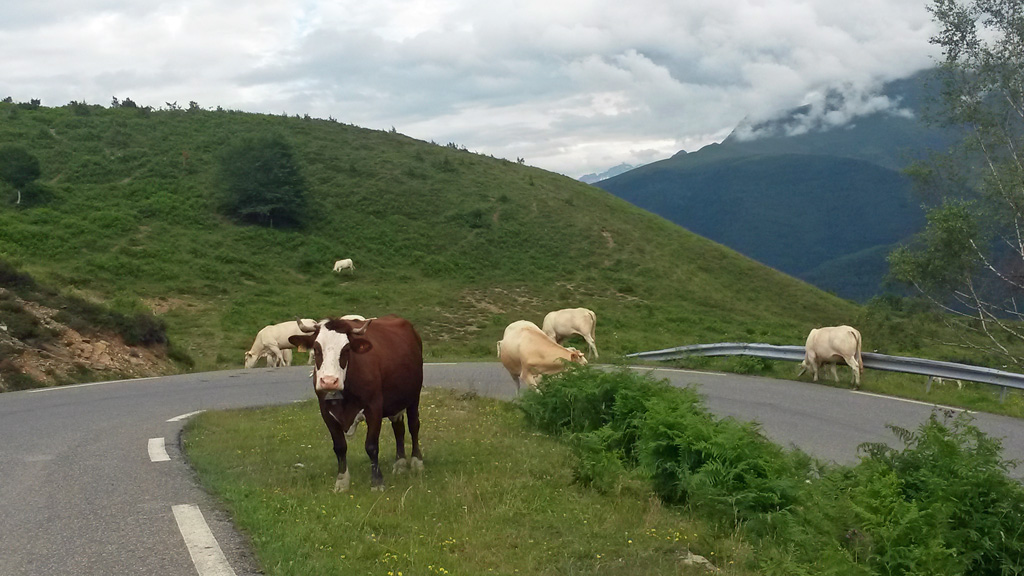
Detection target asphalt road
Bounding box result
[1,363,1022,575]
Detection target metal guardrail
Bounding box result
[626,342,1024,401]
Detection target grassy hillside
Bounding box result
[0,100,978,376]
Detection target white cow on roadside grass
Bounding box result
[497,320,587,394]
[244,319,316,368]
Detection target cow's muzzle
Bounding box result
[317,375,342,391]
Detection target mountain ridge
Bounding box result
[596,69,952,301]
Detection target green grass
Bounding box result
[185,368,1024,576]
[183,388,755,575]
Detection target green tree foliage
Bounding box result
[216,132,307,228]
[889,0,1024,365]
[0,145,41,205]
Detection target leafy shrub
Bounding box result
[733,355,776,374]
[522,369,1024,575]
[766,412,1024,575]
[216,132,307,228]
[568,429,628,493]
[519,366,807,526]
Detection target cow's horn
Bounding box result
[350,317,376,335]
[296,318,316,333]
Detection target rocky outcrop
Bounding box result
[0,288,175,391]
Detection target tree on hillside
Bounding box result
[0,145,41,205]
[888,0,1024,364]
[216,132,307,228]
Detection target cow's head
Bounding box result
[243,351,259,369]
[566,347,588,366]
[289,317,374,392]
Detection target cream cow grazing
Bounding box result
[258,348,293,367]
[498,320,588,394]
[244,319,317,368]
[542,308,598,359]
[333,258,355,273]
[797,325,863,389]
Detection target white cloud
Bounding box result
[0,0,941,177]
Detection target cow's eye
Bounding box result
[313,343,323,367]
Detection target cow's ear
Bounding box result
[288,335,316,351]
[349,338,374,354]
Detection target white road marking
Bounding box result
[851,390,971,413]
[172,504,237,576]
[25,376,159,393]
[167,410,206,422]
[148,437,170,462]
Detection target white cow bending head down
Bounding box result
[290,317,374,392]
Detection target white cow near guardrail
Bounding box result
[541,307,598,359]
[798,325,863,389]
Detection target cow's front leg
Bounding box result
[321,402,352,492]
[365,413,385,491]
[328,421,350,492]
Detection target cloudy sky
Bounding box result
[2,0,941,178]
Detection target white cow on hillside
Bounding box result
[333,258,355,273]
[497,320,587,394]
[797,325,863,389]
[244,319,317,368]
[541,307,598,359]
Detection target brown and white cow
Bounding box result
[797,325,863,389]
[289,315,423,492]
[542,307,598,359]
[498,320,587,394]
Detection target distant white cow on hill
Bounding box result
[333,259,354,273]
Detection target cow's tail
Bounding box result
[852,328,864,374]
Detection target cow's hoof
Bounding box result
[371,483,386,492]
[393,458,408,474]
[333,472,350,493]
[410,457,424,472]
